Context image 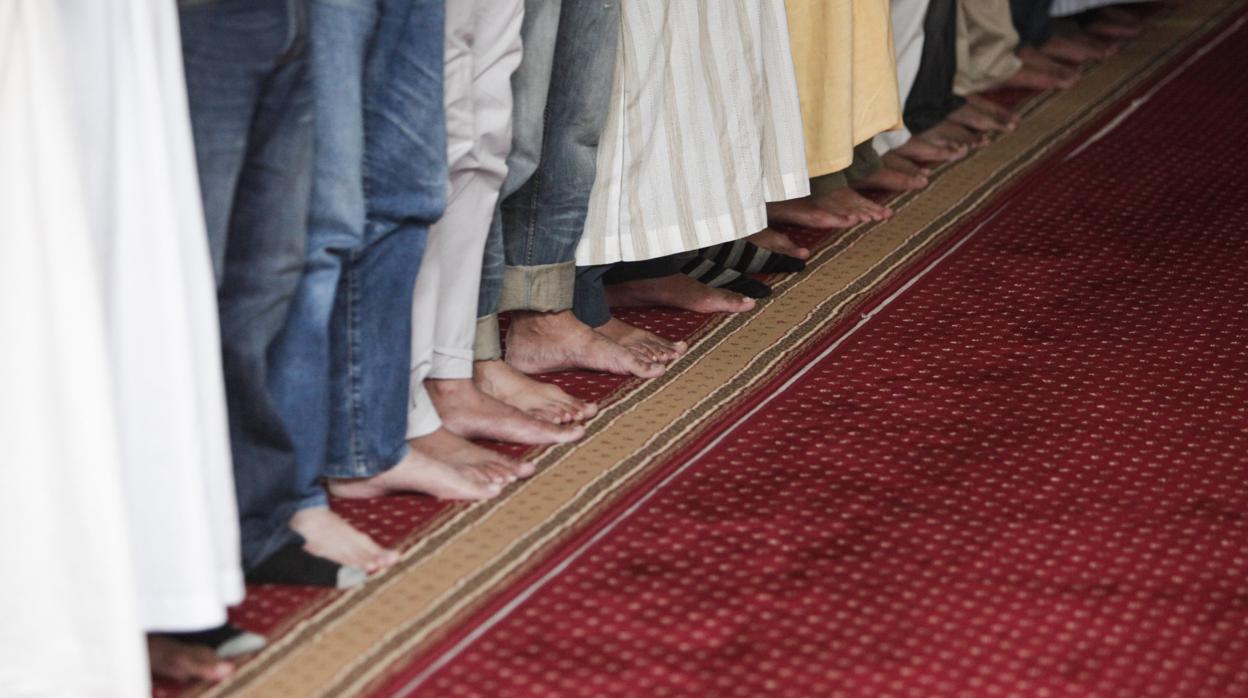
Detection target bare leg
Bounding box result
[290,508,398,574]
[427,377,584,444]
[329,428,535,501]
[748,228,811,260]
[474,359,598,424]
[504,310,665,378]
[148,636,234,684]
[606,273,757,314]
[596,317,688,364]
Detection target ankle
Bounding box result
[426,377,473,398]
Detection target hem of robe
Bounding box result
[576,170,810,266]
[138,567,245,632]
[807,117,907,180]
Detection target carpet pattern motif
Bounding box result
[389,8,1248,693]
[157,2,1247,695]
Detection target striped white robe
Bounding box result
[576,0,810,266]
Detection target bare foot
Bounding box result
[148,636,234,684]
[1041,33,1115,64]
[1103,6,1148,32]
[893,135,968,164]
[920,120,990,150]
[596,317,688,364]
[856,165,928,192]
[881,150,932,178]
[748,228,811,260]
[290,507,398,574]
[505,310,665,378]
[427,378,584,444]
[948,102,1014,134]
[1084,9,1145,40]
[1085,20,1142,39]
[965,95,1021,129]
[812,187,892,223]
[1099,6,1146,27]
[1003,64,1074,91]
[766,198,856,229]
[1019,46,1081,88]
[474,359,597,424]
[606,273,757,314]
[329,428,534,500]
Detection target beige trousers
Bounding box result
[953,0,1023,96]
[407,0,525,438]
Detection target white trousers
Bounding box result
[876,0,932,153]
[407,0,525,438]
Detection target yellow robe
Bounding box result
[785,0,904,177]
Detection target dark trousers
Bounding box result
[1011,0,1055,47]
[904,0,965,134]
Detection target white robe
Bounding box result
[576,1,810,265]
[0,1,150,694]
[57,0,245,632]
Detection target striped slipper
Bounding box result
[700,239,805,274]
[680,257,772,299]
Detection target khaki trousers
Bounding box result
[953,0,1023,96]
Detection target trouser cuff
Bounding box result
[499,260,575,313]
[296,491,329,512]
[474,314,502,361]
[405,385,443,440]
[429,348,473,380]
[874,129,911,155]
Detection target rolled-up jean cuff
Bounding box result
[498,261,575,313]
[429,348,474,380]
[296,491,330,512]
[474,314,502,360]
[321,442,408,481]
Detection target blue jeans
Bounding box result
[179,0,312,570]
[268,0,447,508]
[473,0,619,359]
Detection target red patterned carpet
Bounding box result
[370,11,1248,698]
[150,4,1248,696]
